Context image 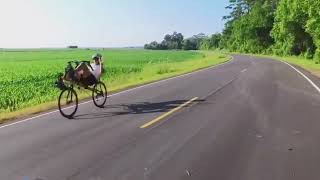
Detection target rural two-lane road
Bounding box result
[1,55,320,180]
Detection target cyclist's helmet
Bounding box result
[92,53,102,60]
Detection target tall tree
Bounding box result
[271,0,315,57]
[304,0,320,60]
[200,33,222,50]
[221,0,279,53]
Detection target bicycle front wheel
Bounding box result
[92,81,107,108]
[58,88,78,119]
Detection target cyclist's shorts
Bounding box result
[84,74,97,86]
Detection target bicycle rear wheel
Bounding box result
[92,81,107,108]
[58,88,78,119]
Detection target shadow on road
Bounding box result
[74,99,205,120]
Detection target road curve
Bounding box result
[1,55,320,180]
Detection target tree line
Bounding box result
[220,0,320,61]
[146,1,320,62]
[144,32,222,50]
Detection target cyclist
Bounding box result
[74,53,104,86]
[90,53,105,79]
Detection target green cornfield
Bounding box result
[0,48,205,113]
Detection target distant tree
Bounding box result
[160,40,169,50]
[200,33,222,50]
[193,33,207,40]
[191,33,208,49]
[144,44,151,49]
[145,32,215,51]
[210,33,222,49]
[171,32,184,49]
[164,34,172,42]
[183,39,198,50]
[144,32,184,50]
[144,41,160,50]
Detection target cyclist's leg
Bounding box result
[75,63,91,80]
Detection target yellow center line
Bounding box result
[140,97,199,129]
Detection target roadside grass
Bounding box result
[265,55,320,77]
[106,51,229,92]
[233,52,320,77]
[0,50,229,124]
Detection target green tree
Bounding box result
[182,33,208,50]
[304,0,320,60]
[145,32,184,50]
[183,39,197,50]
[222,0,278,53]
[271,0,315,57]
[200,33,222,50]
[220,0,320,61]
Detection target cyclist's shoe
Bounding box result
[55,76,67,90]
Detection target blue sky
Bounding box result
[0,0,229,48]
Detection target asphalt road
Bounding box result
[1,55,320,180]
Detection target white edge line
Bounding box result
[281,61,320,94]
[0,56,234,129]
